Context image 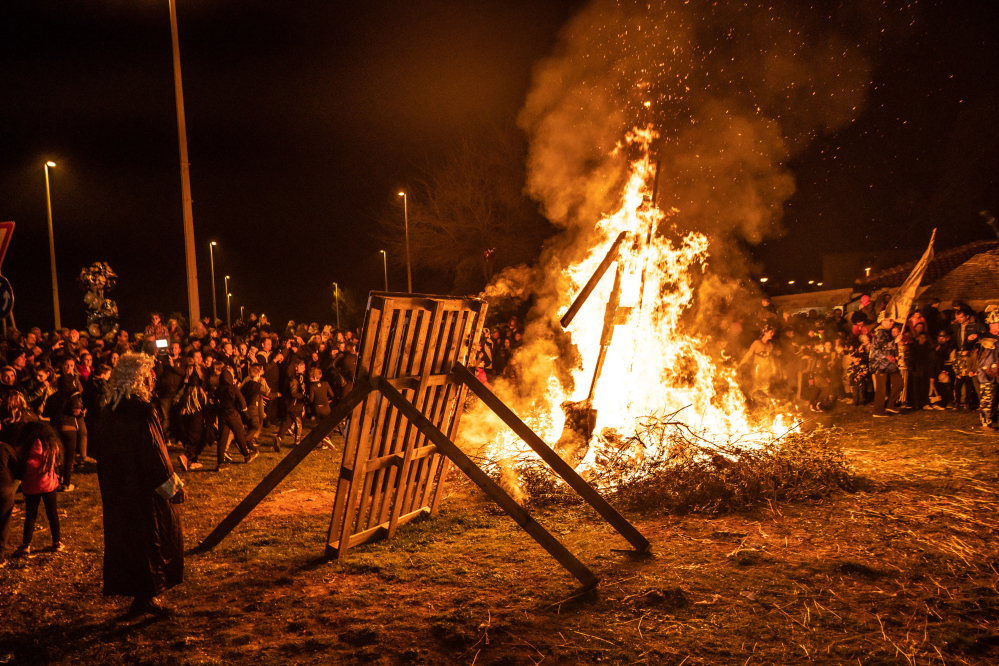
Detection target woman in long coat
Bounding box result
[96,353,187,616]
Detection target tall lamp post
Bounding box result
[209,241,218,325]
[398,192,412,293]
[224,275,231,328]
[43,161,61,330]
[168,0,201,326]
[380,250,388,291]
[332,281,340,329]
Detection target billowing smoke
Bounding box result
[459,1,911,461]
[519,0,880,243]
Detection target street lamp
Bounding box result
[227,293,232,328]
[168,0,201,326]
[43,161,61,329]
[224,276,231,328]
[209,241,218,325]
[380,250,388,291]
[398,192,412,293]
[240,305,244,321]
[332,281,340,329]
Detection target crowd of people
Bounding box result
[2,295,996,612]
[736,295,999,429]
[0,311,368,571]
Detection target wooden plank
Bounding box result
[560,231,629,328]
[368,306,422,528]
[376,310,432,526]
[451,362,651,554]
[327,305,384,548]
[328,506,432,555]
[384,302,445,537]
[330,303,397,558]
[372,375,599,589]
[356,308,407,532]
[430,303,487,513]
[199,381,372,551]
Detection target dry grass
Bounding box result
[479,413,854,514]
[0,408,997,665]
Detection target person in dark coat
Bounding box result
[214,365,256,470]
[155,344,185,441]
[331,341,359,402]
[239,364,269,451]
[176,361,208,471]
[275,359,307,450]
[96,353,186,616]
[0,431,17,567]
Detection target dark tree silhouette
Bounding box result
[378,126,554,294]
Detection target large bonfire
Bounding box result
[460,126,798,496]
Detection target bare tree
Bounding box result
[378,126,553,294]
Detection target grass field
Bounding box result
[1,404,997,665]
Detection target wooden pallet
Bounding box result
[326,292,486,558]
[201,291,650,589]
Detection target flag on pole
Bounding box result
[884,228,936,323]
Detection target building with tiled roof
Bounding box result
[774,239,999,315]
[854,240,999,291]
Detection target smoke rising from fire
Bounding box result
[456,2,912,475]
[518,0,879,252]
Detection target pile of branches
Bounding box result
[477,414,855,513]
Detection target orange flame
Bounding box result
[472,126,797,484]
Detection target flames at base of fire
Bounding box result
[462,126,799,494]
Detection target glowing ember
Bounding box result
[465,126,798,488]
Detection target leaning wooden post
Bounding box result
[451,363,651,554]
[199,382,373,551]
[370,375,599,589]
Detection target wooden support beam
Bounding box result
[370,375,599,589]
[199,381,373,551]
[560,231,629,329]
[451,362,651,554]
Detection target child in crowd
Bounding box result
[847,351,871,407]
[14,421,63,556]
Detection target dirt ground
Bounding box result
[1,405,998,666]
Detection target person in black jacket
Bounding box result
[239,364,269,451]
[275,359,306,451]
[214,365,256,471]
[82,364,113,457]
[155,344,185,441]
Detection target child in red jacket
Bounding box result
[14,422,63,556]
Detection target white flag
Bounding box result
[885,229,936,323]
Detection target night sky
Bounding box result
[1,0,996,333]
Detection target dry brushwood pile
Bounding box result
[1,407,997,665]
[478,413,854,512]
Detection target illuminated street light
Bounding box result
[224,276,231,328]
[808,280,815,285]
[43,161,61,329]
[380,250,388,291]
[865,267,872,277]
[759,277,769,283]
[398,192,412,293]
[788,280,796,285]
[209,241,218,325]
[226,293,232,328]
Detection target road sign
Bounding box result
[0,222,13,270]
[0,275,13,319]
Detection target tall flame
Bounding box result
[469,126,796,485]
